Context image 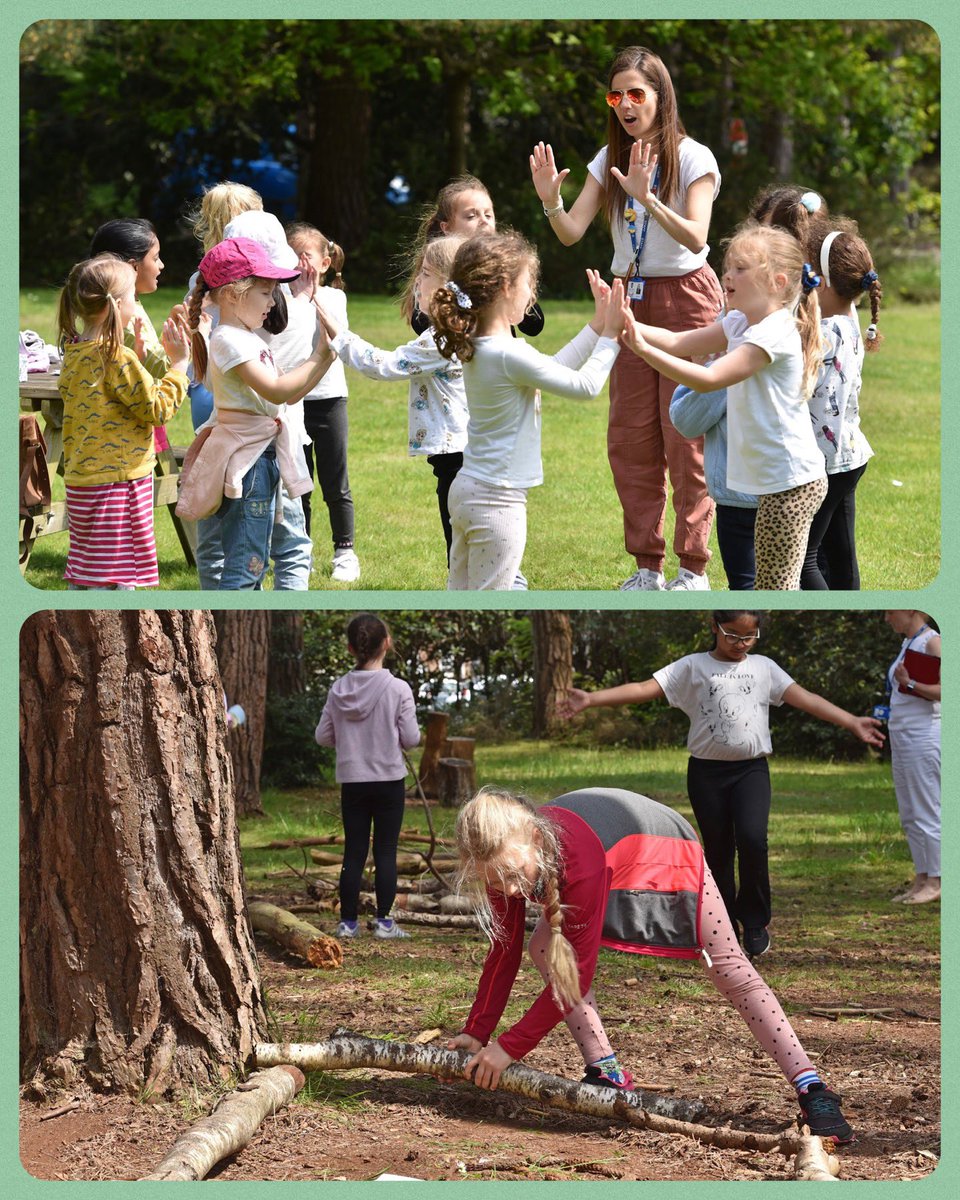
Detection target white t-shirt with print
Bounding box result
[209,323,282,418]
[809,311,873,474]
[587,137,720,278]
[723,308,825,495]
[653,652,794,761]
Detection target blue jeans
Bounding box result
[270,491,313,589]
[217,450,280,590]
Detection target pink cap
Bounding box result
[198,237,300,288]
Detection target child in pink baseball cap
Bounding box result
[181,237,334,589]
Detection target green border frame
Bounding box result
[7,4,954,1197]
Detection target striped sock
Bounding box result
[792,1069,823,1094]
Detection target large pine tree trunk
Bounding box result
[532,611,574,738]
[301,75,371,253]
[214,611,270,815]
[19,610,265,1095]
[268,612,306,698]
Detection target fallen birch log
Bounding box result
[254,1036,840,1180]
[248,901,343,969]
[139,1065,305,1181]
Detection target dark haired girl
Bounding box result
[560,612,884,955]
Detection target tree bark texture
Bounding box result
[139,1065,305,1180]
[267,612,306,698]
[532,611,573,738]
[213,611,270,815]
[20,610,266,1094]
[437,757,476,807]
[302,75,371,253]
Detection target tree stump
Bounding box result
[443,736,475,762]
[437,757,476,807]
[418,711,449,797]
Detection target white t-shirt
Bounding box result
[460,325,619,490]
[810,311,873,474]
[301,286,348,401]
[723,308,825,495]
[209,324,282,418]
[587,137,720,278]
[888,627,941,738]
[654,652,794,761]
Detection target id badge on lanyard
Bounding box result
[625,164,659,303]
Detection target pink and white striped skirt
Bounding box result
[64,476,158,589]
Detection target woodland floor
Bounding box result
[20,879,941,1184]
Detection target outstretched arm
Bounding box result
[559,679,665,718]
[783,683,886,747]
[622,318,767,393]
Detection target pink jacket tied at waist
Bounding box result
[175,407,313,521]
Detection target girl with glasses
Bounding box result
[559,610,884,958]
[530,45,722,592]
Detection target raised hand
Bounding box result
[160,315,191,371]
[290,251,319,301]
[620,310,648,357]
[529,141,570,207]
[313,299,342,341]
[601,277,630,339]
[610,139,659,206]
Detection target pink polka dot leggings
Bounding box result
[528,863,813,1085]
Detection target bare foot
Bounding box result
[902,881,940,904]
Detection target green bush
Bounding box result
[262,693,335,788]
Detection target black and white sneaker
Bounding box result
[743,927,771,959]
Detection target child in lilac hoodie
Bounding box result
[316,613,421,940]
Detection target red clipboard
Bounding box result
[899,648,941,693]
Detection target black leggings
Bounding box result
[800,463,868,590]
[339,779,406,921]
[687,756,772,932]
[302,396,354,544]
[426,451,464,565]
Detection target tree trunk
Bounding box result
[418,711,449,797]
[267,612,306,697]
[214,611,270,815]
[445,70,471,178]
[437,757,476,807]
[302,75,371,253]
[19,610,265,1095]
[532,611,574,738]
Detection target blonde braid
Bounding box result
[538,865,582,1010]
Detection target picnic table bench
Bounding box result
[19,370,196,573]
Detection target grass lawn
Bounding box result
[20,287,940,592]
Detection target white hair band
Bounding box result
[819,230,842,290]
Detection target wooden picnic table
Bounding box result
[19,370,196,573]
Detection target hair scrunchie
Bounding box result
[866,323,879,341]
[800,191,822,214]
[801,262,822,293]
[861,269,879,291]
[446,281,473,310]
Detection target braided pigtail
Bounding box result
[864,275,884,351]
[808,222,884,352]
[537,856,582,1010]
[187,275,210,381]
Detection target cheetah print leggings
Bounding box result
[528,863,814,1085]
[754,476,828,590]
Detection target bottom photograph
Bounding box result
[19,608,940,1183]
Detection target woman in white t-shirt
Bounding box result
[560,610,884,959]
[623,223,828,590]
[530,45,722,592]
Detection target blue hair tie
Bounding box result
[861,269,879,290]
[801,262,821,293]
[800,191,822,214]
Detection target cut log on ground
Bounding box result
[362,892,439,913]
[308,849,456,875]
[248,901,343,969]
[253,1036,840,1180]
[437,757,476,807]
[139,1065,305,1180]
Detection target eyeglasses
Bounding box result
[605,87,648,108]
[717,624,760,645]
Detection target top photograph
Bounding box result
[18,18,941,593]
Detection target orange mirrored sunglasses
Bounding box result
[605,87,648,107]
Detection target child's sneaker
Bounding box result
[797,1083,855,1144]
[373,918,410,939]
[743,926,771,958]
[335,920,360,939]
[331,548,361,582]
[580,1064,635,1091]
[664,567,711,591]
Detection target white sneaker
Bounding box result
[373,918,410,939]
[331,548,361,582]
[620,568,665,591]
[335,920,360,938]
[664,567,710,591]
[512,570,529,590]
